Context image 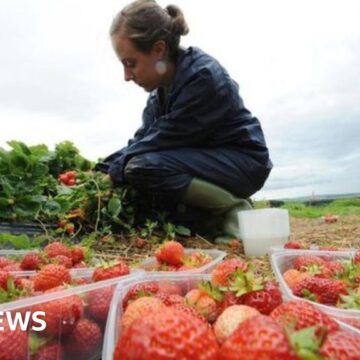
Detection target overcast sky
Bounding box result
[1,0,359,200]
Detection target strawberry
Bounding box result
[293,255,326,270]
[88,285,114,324]
[92,260,129,282]
[135,237,147,249]
[354,250,360,265]
[0,257,15,269]
[122,282,159,309]
[70,246,85,265]
[32,288,84,336]
[283,269,310,289]
[64,223,75,234]
[292,277,348,305]
[52,255,73,268]
[184,288,218,322]
[2,263,21,271]
[0,318,28,360]
[44,242,72,259]
[220,315,298,359]
[121,296,165,332]
[211,258,248,286]
[0,270,12,290]
[270,300,339,333]
[170,303,207,323]
[320,329,360,359]
[34,343,64,360]
[20,252,45,270]
[155,240,184,267]
[157,280,183,296]
[64,318,102,360]
[33,264,72,291]
[239,281,283,315]
[284,241,305,249]
[114,307,219,360]
[218,291,241,315]
[325,260,345,276]
[213,305,260,344]
[155,293,184,306]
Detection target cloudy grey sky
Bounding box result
[1,0,359,200]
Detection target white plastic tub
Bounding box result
[139,248,226,275]
[271,249,360,331]
[238,209,290,256]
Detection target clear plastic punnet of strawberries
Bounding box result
[106,258,360,360]
[0,246,139,360]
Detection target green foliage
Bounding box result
[281,198,360,218]
[0,140,188,245]
[47,141,93,177]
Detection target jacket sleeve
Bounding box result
[93,96,154,173]
[108,68,230,183]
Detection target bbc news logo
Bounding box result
[0,311,46,331]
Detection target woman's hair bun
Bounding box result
[165,4,189,35]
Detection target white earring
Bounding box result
[155,60,167,75]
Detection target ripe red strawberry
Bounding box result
[34,343,64,360]
[0,318,28,360]
[64,318,102,360]
[325,260,345,276]
[155,293,184,306]
[320,329,360,359]
[33,264,72,291]
[92,260,129,282]
[70,246,85,265]
[20,252,45,270]
[0,270,12,290]
[270,300,340,333]
[218,291,241,315]
[0,257,15,269]
[220,315,298,359]
[239,281,283,315]
[44,242,72,259]
[214,305,260,344]
[135,237,147,249]
[170,303,207,323]
[52,255,73,268]
[114,307,219,360]
[88,285,114,324]
[2,263,21,271]
[122,282,160,309]
[211,258,248,286]
[184,288,218,322]
[293,255,326,270]
[157,280,183,296]
[354,250,360,265]
[32,288,84,336]
[155,240,185,267]
[284,241,305,249]
[292,277,348,305]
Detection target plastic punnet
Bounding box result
[139,248,226,274]
[0,270,144,359]
[271,249,360,333]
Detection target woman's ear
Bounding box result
[152,40,167,58]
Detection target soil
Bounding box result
[95,215,360,278]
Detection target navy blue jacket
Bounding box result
[96,47,272,188]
